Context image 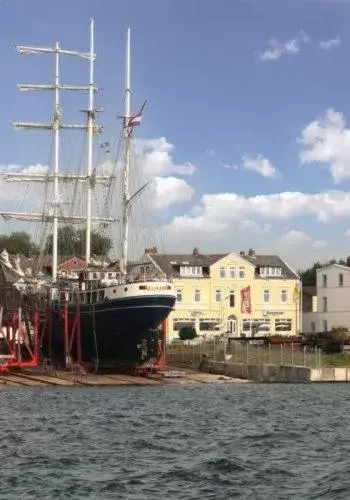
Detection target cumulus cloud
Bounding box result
[133,137,197,177]
[231,154,278,178]
[299,108,350,183]
[164,190,350,240]
[319,37,341,50]
[152,177,194,210]
[259,31,310,61]
[276,230,326,249]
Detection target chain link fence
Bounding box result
[166,340,326,369]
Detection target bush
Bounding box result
[179,325,197,341]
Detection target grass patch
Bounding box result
[322,352,350,367]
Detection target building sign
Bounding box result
[191,311,204,317]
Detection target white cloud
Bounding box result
[299,108,350,183]
[319,37,341,50]
[133,138,197,177]
[344,229,350,237]
[152,177,194,210]
[276,230,326,249]
[239,220,272,233]
[233,154,278,178]
[164,190,350,241]
[259,31,310,61]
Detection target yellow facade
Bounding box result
[167,252,301,342]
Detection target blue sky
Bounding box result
[1,0,350,268]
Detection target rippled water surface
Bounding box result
[0,383,349,499]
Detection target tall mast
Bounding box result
[52,41,60,281]
[120,28,131,275]
[85,18,95,265]
[1,22,119,280]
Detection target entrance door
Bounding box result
[227,315,237,337]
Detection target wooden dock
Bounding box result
[0,368,246,388]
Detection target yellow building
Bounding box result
[143,247,301,342]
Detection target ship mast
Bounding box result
[1,20,116,281]
[120,28,131,276]
[119,29,149,276]
[85,18,95,265]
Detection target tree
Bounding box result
[179,325,197,341]
[0,231,39,256]
[45,226,112,256]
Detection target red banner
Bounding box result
[241,286,252,314]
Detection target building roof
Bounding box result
[242,254,299,279]
[150,253,227,277]
[148,251,299,279]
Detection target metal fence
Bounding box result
[166,340,325,369]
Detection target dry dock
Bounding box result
[0,368,247,388]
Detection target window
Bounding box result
[215,289,222,302]
[281,289,287,303]
[229,267,235,278]
[199,318,220,331]
[311,321,316,333]
[323,320,328,332]
[322,296,327,312]
[322,274,327,287]
[229,291,235,308]
[275,318,292,332]
[176,289,182,302]
[173,319,195,331]
[339,273,344,287]
[179,266,203,277]
[220,267,226,278]
[260,266,282,277]
[263,289,270,303]
[194,289,201,302]
[239,267,245,279]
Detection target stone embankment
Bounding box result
[200,359,350,383]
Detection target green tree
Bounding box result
[179,325,197,341]
[45,226,112,256]
[0,231,39,256]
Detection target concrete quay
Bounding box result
[200,359,350,383]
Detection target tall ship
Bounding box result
[0,20,176,369]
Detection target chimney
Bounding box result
[145,246,157,254]
[248,248,255,257]
[240,251,245,257]
[193,247,199,255]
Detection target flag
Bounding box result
[241,286,252,314]
[125,114,142,128]
[293,284,300,302]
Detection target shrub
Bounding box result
[179,325,197,341]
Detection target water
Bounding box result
[0,383,349,499]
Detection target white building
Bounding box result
[302,264,350,333]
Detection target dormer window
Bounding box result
[179,266,203,277]
[260,267,282,277]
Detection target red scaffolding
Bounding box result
[0,306,40,372]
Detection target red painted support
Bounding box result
[62,295,83,370]
[156,319,167,370]
[0,307,40,372]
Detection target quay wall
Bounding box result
[199,360,350,383]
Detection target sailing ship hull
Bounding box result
[50,293,176,366]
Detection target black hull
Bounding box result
[50,294,175,366]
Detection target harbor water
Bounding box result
[1,383,349,499]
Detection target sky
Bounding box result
[1,0,350,269]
